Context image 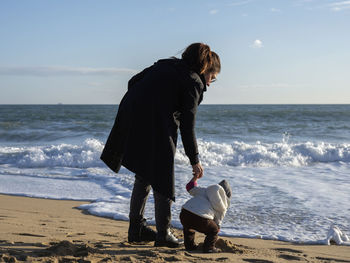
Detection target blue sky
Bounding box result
[1,0,349,104]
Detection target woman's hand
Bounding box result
[192,162,203,179]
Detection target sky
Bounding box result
[0,0,349,104]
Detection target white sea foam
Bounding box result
[0,174,113,200]
[0,138,104,169]
[1,138,350,244]
[1,138,350,171]
[179,139,350,167]
[76,163,350,244]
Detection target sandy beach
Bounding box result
[0,194,349,263]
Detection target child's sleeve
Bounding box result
[186,180,206,196]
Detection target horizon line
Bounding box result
[1,103,350,106]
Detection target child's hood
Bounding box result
[218,180,232,199]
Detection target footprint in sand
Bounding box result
[138,250,159,257]
[66,232,86,237]
[163,255,183,261]
[273,248,303,254]
[98,232,118,238]
[120,256,136,261]
[316,256,350,262]
[17,233,46,237]
[278,254,303,261]
[41,240,97,257]
[0,254,20,262]
[119,242,132,248]
[274,247,305,261]
[243,259,274,263]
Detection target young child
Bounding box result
[180,177,232,253]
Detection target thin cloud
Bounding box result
[291,0,324,10]
[210,9,219,15]
[251,39,263,49]
[239,83,310,89]
[270,7,281,12]
[228,0,253,7]
[87,82,104,87]
[294,0,350,11]
[0,66,137,76]
[329,1,350,11]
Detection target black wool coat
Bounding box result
[100,58,206,201]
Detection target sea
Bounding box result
[0,104,349,244]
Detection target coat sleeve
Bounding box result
[179,76,203,165]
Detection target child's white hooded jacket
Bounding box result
[182,183,230,227]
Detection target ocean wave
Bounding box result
[0,138,104,168]
[0,138,350,169]
[177,140,350,167]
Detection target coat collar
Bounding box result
[199,74,207,92]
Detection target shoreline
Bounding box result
[0,192,344,246]
[0,192,335,245]
[1,194,349,262]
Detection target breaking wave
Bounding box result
[1,138,349,169]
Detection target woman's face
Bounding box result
[204,72,217,87]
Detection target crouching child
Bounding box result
[180,177,232,253]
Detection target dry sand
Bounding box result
[0,194,349,263]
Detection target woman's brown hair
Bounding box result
[181,43,221,75]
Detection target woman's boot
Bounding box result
[154,229,183,248]
[128,218,157,242]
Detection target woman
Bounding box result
[100,43,221,248]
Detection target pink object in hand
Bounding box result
[186,180,198,191]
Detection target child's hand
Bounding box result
[192,163,203,179]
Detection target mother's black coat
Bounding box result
[100,58,206,201]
